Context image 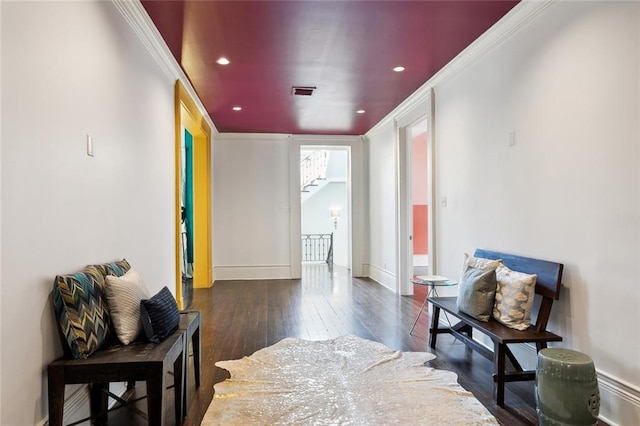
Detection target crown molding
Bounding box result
[291,134,362,145]
[366,0,558,137]
[216,133,291,142]
[111,0,217,134]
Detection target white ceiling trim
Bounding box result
[367,0,558,138]
[112,0,218,134]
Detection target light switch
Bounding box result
[509,131,516,147]
[87,135,94,157]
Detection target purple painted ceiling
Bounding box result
[142,1,519,135]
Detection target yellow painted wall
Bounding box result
[175,81,213,307]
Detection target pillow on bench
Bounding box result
[492,264,537,330]
[455,253,502,321]
[52,259,131,359]
[52,265,112,359]
[105,268,151,345]
[140,286,180,343]
[456,265,498,321]
[95,258,131,278]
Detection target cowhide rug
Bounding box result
[202,335,498,425]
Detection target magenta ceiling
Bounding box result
[142,1,519,135]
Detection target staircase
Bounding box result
[301,150,330,202]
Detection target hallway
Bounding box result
[112,264,563,425]
[180,264,544,425]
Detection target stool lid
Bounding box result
[539,348,593,365]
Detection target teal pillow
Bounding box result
[456,265,498,322]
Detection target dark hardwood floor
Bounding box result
[107,263,597,425]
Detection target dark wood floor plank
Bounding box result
[106,264,607,426]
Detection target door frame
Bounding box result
[395,89,436,295]
[289,135,364,279]
[174,80,212,308]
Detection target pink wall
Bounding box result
[412,132,428,203]
[412,131,428,254]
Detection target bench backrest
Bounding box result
[474,249,564,332]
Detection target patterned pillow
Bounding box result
[104,268,151,345]
[457,265,498,321]
[51,265,111,359]
[140,286,180,343]
[94,259,131,277]
[463,253,502,272]
[492,264,537,330]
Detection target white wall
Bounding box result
[1,1,176,424]
[214,134,366,280]
[367,1,640,424]
[366,124,397,290]
[213,134,292,279]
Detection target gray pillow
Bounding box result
[456,265,498,321]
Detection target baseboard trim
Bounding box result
[596,370,640,426]
[365,263,395,291]
[214,265,292,280]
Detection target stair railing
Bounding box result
[301,151,329,192]
[301,233,333,266]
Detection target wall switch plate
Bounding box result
[87,135,94,157]
[509,131,516,146]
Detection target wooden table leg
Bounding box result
[89,383,109,426]
[146,365,167,426]
[174,350,184,424]
[494,342,506,407]
[47,365,65,426]
[193,324,201,387]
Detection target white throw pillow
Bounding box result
[492,264,537,331]
[105,268,151,345]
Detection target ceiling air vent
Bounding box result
[291,86,316,96]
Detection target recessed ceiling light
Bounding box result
[217,57,230,65]
[232,106,242,111]
[393,66,406,72]
[356,109,365,114]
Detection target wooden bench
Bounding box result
[48,332,184,426]
[48,311,201,425]
[428,249,564,406]
[49,261,202,425]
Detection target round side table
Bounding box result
[535,348,600,426]
[409,276,457,335]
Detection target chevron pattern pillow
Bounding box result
[94,258,131,277]
[52,265,112,359]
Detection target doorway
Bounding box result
[300,148,350,270]
[410,121,429,278]
[289,135,364,280]
[181,128,195,287]
[396,90,435,295]
[174,81,212,309]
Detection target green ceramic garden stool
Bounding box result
[535,348,600,426]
